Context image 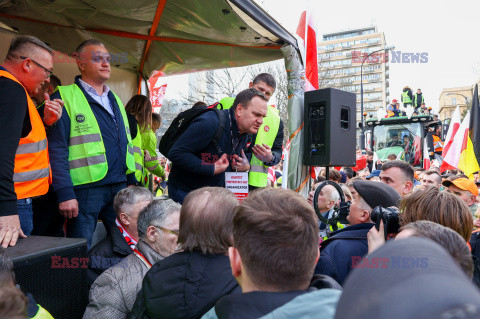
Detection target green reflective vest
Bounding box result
[218,96,281,188]
[413,94,424,106]
[127,124,145,183]
[141,129,165,187]
[401,91,412,104]
[219,96,235,109]
[249,107,280,187]
[59,84,135,186]
[32,305,54,319]
[322,222,346,242]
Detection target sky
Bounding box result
[258,0,480,111]
[162,0,480,112]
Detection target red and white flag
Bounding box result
[441,111,470,172]
[296,10,319,91]
[442,106,461,157]
[268,167,277,185]
[147,71,167,113]
[423,139,431,170]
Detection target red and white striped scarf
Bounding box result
[115,218,137,250]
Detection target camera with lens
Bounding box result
[370,206,400,239]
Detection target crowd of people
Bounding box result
[1,34,480,318]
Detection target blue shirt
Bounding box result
[78,78,115,119]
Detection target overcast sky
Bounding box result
[163,0,480,112]
[258,0,480,111]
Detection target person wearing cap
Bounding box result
[314,180,401,285]
[443,177,479,218]
[387,99,400,117]
[366,170,381,181]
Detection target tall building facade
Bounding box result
[318,26,390,124]
[438,86,473,122]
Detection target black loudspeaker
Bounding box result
[5,236,88,319]
[303,88,356,166]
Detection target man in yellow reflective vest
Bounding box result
[47,40,136,248]
[219,73,284,190]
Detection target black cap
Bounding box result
[335,238,480,319]
[352,180,401,209]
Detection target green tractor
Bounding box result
[364,115,440,167]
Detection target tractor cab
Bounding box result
[365,115,435,167]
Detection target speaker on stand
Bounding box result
[303,88,357,178]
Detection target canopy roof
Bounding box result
[0,0,297,78]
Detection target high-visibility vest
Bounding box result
[58,84,135,186]
[321,222,346,242]
[127,124,144,183]
[276,175,282,187]
[0,71,51,199]
[141,129,164,187]
[433,134,443,153]
[219,96,235,110]
[249,107,280,187]
[387,104,400,118]
[413,94,424,106]
[401,91,412,104]
[31,305,54,319]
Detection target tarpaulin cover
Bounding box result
[0,0,297,78]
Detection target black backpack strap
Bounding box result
[211,109,226,155]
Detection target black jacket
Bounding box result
[87,224,132,287]
[129,251,241,319]
[211,275,341,319]
[315,223,373,286]
[470,230,480,288]
[168,108,249,193]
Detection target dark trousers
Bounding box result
[168,183,189,204]
[67,182,126,249]
[32,189,65,237]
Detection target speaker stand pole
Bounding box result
[325,166,330,180]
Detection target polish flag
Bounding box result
[423,139,431,170]
[268,167,277,185]
[441,111,470,172]
[442,106,461,157]
[147,70,167,113]
[296,10,319,91]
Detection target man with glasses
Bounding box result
[0,35,64,248]
[84,197,180,319]
[47,39,137,248]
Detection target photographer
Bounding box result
[314,180,400,285]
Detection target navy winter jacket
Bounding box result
[47,76,135,203]
[167,108,249,193]
[315,223,374,285]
